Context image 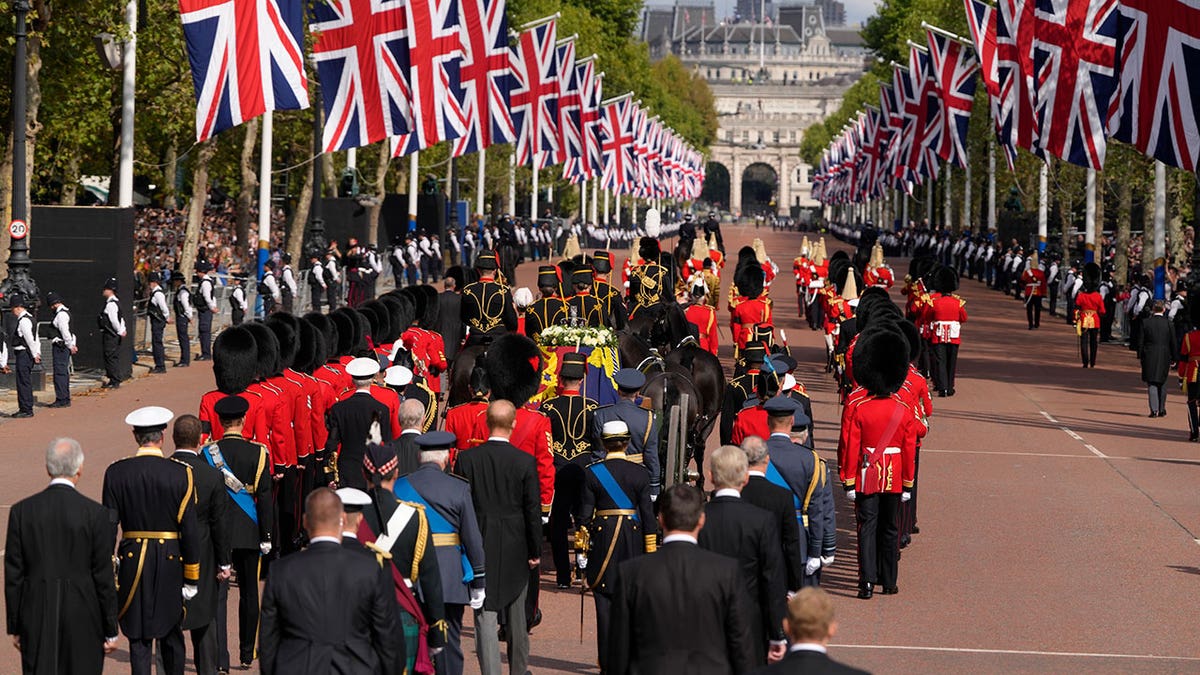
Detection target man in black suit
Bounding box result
[260,488,403,675]
[202,396,273,670]
[609,484,754,675]
[698,445,788,667]
[6,438,118,675]
[171,415,232,675]
[753,588,869,675]
[325,357,395,490]
[387,398,425,476]
[437,269,466,363]
[1139,300,1178,417]
[454,400,542,675]
[739,436,804,593]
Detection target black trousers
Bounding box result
[1048,284,1059,315]
[282,289,294,314]
[326,283,339,310]
[213,579,231,672]
[595,591,613,673]
[261,296,276,318]
[197,310,213,358]
[549,463,584,585]
[436,603,466,675]
[1026,297,1042,328]
[1080,328,1099,367]
[231,307,244,326]
[102,332,121,382]
[14,349,33,413]
[855,492,900,588]
[310,286,324,313]
[933,343,959,393]
[899,444,921,538]
[189,621,219,675]
[175,317,191,365]
[220,549,261,665]
[129,626,185,675]
[51,343,70,404]
[277,466,303,555]
[150,318,166,369]
[1129,317,1144,351]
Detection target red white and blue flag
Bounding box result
[180,0,309,142]
[600,95,635,193]
[554,40,581,168]
[926,29,979,168]
[565,59,601,182]
[996,0,1040,166]
[451,0,513,156]
[510,18,560,167]
[390,0,469,157]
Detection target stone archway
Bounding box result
[700,161,731,210]
[741,162,778,216]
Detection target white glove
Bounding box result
[650,493,658,503]
[577,554,588,570]
[805,557,822,575]
[259,541,272,555]
[541,515,550,526]
[820,555,835,567]
[901,490,912,503]
[430,647,444,657]
[182,584,198,601]
[469,588,485,610]
[845,490,856,502]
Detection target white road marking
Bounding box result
[1039,410,1059,423]
[835,644,1200,661]
[1036,409,1108,458]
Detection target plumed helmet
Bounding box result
[931,265,959,294]
[735,262,765,300]
[562,234,582,261]
[851,326,910,396]
[644,208,661,238]
[1082,262,1101,293]
[752,238,768,264]
[839,267,861,302]
[513,287,534,308]
[265,316,299,370]
[305,312,339,362]
[639,237,661,262]
[243,321,282,379]
[212,325,258,394]
[691,237,708,260]
[482,333,542,407]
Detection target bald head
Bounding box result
[303,488,344,539]
[487,400,516,437]
[400,399,425,430]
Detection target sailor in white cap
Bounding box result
[102,406,202,675]
[335,487,373,554]
[385,364,435,432]
[323,358,394,491]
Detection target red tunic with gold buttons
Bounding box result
[731,297,773,350]
[837,394,917,495]
[684,303,719,355]
[509,407,556,513]
[924,293,968,345]
[198,389,268,445]
[730,403,769,445]
[1074,291,1105,329]
[1178,330,1200,383]
[446,398,489,465]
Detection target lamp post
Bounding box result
[305,87,328,261]
[0,0,40,310]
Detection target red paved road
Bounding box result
[2,222,1198,673]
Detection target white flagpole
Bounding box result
[603,187,610,225]
[257,111,273,281]
[118,0,137,207]
[944,162,953,231]
[963,148,971,232]
[507,148,516,216]
[531,154,540,222]
[580,180,586,226]
[346,147,357,171]
[1085,168,1097,263]
[590,177,598,225]
[1153,160,1167,299]
[1037,160,1048,252]
[408,152,419,231]
[987,135,997,232]
[476,148,486,224]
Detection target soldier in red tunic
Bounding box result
[923,266,967,397]
[730,259,772,356]
[1020,251,1048,329]
[683,280,719,355]
[198,325,269,445]
[1177,300,1200,441]
[1074,263,1105,368]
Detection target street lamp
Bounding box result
[305,87,328,261]
[0,0,41,310]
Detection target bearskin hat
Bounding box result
[303,315,331,370]
[736,245,757,271]
[931,265,959,294]
[265,317,299,370]
[827,257,849,291]
[212,325,258,394]
[400,287,426,327]
[377,295,405,343]
[851,326,910,396]
[1190,294,1200,329]
[352,311,373,353]
[305,312,339,362]
[1082,262,1101,293]
[385,290,417,331]
[362,300,394,343]
[855,289,901,331]
[444,265,468,290]
[330,308,360,356]
[639,237,660,262]
[417,285,440,328]
[894,318,922,364]
[243,321,281,379]
[293,318,319,374]
[482,333,542,407]
[908,256,935,283]
[358,305,384,347]
[735,262,765,300]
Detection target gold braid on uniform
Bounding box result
[643,534,657,554]
[407,503,429,582]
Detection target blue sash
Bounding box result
[393,478,474,583]
[591,463,638,522]
[201,444,258,525]
[765,461,804,514]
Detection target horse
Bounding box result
[445,344,487,408]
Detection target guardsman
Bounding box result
[864,243,894,289]
[682,236,710,280]
[731,262,772,357]
[1021,251,1047,330]
[100,276,126,387]
[1074,263,1105,369]
[818,272,847,373]
[45,291,77,407]
[103,406,201,675]
[592,251,627,330]
[730,371,780,445]
[763,397,828,589]
[198,325,269,445]
[753,238,778,289]
[459,250,517,346]
[200,395,273,670]
[146,275,169,374]
[8,293,37,417]
[539,353,598,588]
[172,273,194,368]
[627,238,669,319]
[443,363,489,463]
[395,431,487,675]
[924,266,967,396]
[524,265,568,340]
[196,259,217,361]
[592,368,660,499]
[1178,300,1200,442]
[260,260,281,317]
[228,273,247,326]
[566,267,606,328]
[579,420,656,674]
[720,342,767,447]
[683,278,719,355]
[308,252,327,313]
[793,238,814,319]
[401,298,448,400]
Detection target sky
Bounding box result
[646,0,879,27]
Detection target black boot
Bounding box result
[1188,403,1199,442]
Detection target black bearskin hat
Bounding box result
[352,311,372,353]
[385,290,417,331]
[851,326,910,396]
[1082,262,1101,293]
[377,295,405,343]
[444,265,468,290]
[909,256,935,282]
[305,312,339,362]
[400,287,426,326]
[482,333,542,407]
[330,308,360,356]
[362,300,394,343]
[639,237,661,262]
[293,318,319,374]
[1190,294,1200,328]
[894,318,922,364]
[736,246,757,271]
[735,262,765,300]
[243,321,282,379]
[855,287,899,331]
[212,325,258,394]
[265,316,299,370]
[931,266,959,294]
[418,285,440,328]
[358,305,384,346]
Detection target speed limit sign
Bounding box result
[9,220,27,240]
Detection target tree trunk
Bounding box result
[0,129,12,277]
[236,117,260,252]
[1114,180,1131,287]
[368,142,389,246]
[1168,170,1187,270]
[161,142,178,210]
[286,161,313,267]
[181,140,216,283]
[60,151,79,206]
[323,152,338,198]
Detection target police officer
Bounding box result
[763,397,829,589]
[324,251,342,309]
[395,431,487,675]
[308,253,327,313]
[196,260,217,361]
[279,253,298,314]
[8,293,37,418]
[100,277,126,388]
[103,406,201,675]
[592,251,627,330]
[592,368,661,498]
[45,291,76,406]
[539,353,597,588]
[260,260,282,317]
[146,274,169,374]
[228,273,247,326]
[566,267,605,328]
[199,395,273,670]
[459,250,517,346]
[172,274,194,368]
[524,266,568,340]
[365,244,383,299]
[579,420,656,673]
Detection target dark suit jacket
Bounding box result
[389,430,422,477]
[5,484,117,675]
[326,391,394,490]
[171,450,232,629]
[455,439,541,610]
[1139,314,1178,384]
[697,495,787,664]
[260,540,402,675]
[609,540,755,675]
[436,290,464,361]
[741,475,804,591]
[211,434,273,550]
[753,648,870,675]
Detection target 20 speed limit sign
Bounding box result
[9,220,27,240]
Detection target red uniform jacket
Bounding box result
[897,365,932,438]
[402,327,448,395]
[924,293,967,345]
[445,399,489,465]
[793,258,812,287]
[684,304,719,355]
[337,383,402,438]
[198,389,269,445]
[761,262,776,286]
[1074,291,1105,329]
[247,380,295,470]
[1179,330,1200,382]
[1021,269,1047,298]
[731,297,773,349]
[314,361,351,394]
[838,394,917,494]
[277,372,314,461]
[822,292,849,336]
[730,404,769,445]
[510,407,555,512]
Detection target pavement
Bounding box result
[1,223,1199,673]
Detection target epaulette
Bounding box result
[397,499,426,512]
[108,455,136,468]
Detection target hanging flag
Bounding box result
[565,59,601,182]
[1108,0,1200,170]
[554,40,581,168]
[181,0,309,142]
[964,0,1000,99]
[390,0,468,157]
[510,18,560,167]
[600,95,635,193]
[452,0,514,156]
[311,0,411,152]
[927,28,979,168]
[893,62,922,187]
[996,0,1039,166]
[913,44,946,179]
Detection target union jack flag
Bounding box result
[554,40,580,168]
[451,0,513,156]
[180,0,309,142]
[311,0,410,152]
[996,0,1040,166]
[1108,0,1200,171]
[1031,0,1118,169]
[600,95,635,193]
[390,0,468,157]
[964,0,1000,99]
[564,59,601,182]
[927,29,979,168]
[913,45,945,179]
[510,19,560,167]
[893,62,921,187]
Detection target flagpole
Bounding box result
[1153,160,1167,300]
[1037,160,1048,252]
[1085,168,1097,263]
[476,148,486,226]
[531,154,540,222]
[902,189,909,229]
[118,0,137,207]
[580,180,586,226]
[963,148,971,233]
[409,152,419,233]
[257,111,273,285]
[987,135,996,232]
[508,148,516,216]
[590,176,598,226]
[603,187,610,225]
[925,176,932,227]
[944,162,952,231]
